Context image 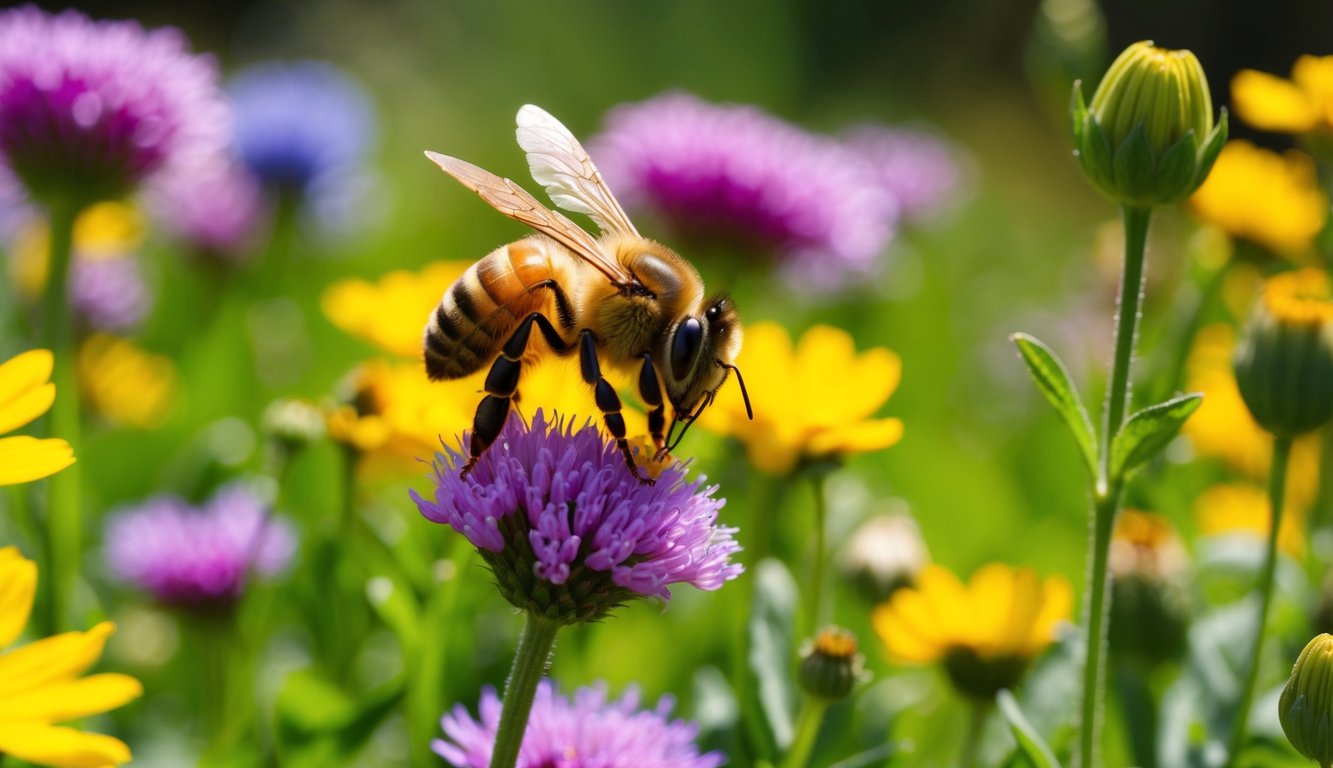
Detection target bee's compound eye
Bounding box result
[670,317,703,381]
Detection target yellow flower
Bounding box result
[700,323,903,475]
[0,547,142,767]
[1233,55,1333,135]
[1196,483,1306,559]
[0,350,74,485]
[9,203,145,297]
[76,336,176,430]
[1110,510,1188,581]
[1188,141,1327,256]
[322,262,470,359]
[871,563,1071,699]
[329,357,642,474]
[1182,323,1320,507]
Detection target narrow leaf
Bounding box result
[998,690,1062,768]
[1110,393,1203,480]
[1011,333,1098,477]
[746,558,799,756]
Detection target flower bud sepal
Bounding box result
[1072,83,1228,208]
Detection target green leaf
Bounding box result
[998,690,1062,768]
[1010,333,1098,478]
[745,558,799,759]
[1109,393,1202,480]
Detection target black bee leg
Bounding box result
[637,352,668,459]
[581,331,653,485]
[462,312,567,478]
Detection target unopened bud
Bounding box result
[1280,633,1333,766]
[1072,41,1227,207]
[799,626,865,701]
[1108,511,1191,667]
[840,513,929,603]
[1234,269,1333,438]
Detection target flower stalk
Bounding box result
[489,612,560,768]
[1078,204,1151,768]
[804,472,830,638]
[41,199,83,633]
[1227,435,1293,765]
[780,697,829,768]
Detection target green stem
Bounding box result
[1078,204,1152,768]
[489,612,560,768]
[960,701,989,768]
[41,200,83,633]
[780,697,830,768]
[1113,659,1159,768]
[1227,435,1293,765]
[803,472,829,639]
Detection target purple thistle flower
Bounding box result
[588,91,897,291]
[69,256,148,332]
[105,482,296,609]
[0,5,229,206]
[410,411,741,622]
[435,680,726,768]
[841,124,966,222]
[151,160,265,259]
[227,60,374,195]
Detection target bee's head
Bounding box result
[659,294,751,451]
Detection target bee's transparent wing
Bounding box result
[424,151,634,287]
[516,104,641,239]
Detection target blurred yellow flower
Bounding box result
[1182,323,1320,507]
[1188,141,1327,256]
[329,357,642,474]
[0,547,142,767]
[1233,55,1333,135]
[871,563,1071,699]
[0,350,74,485]
[1196,483,1306,559]
[9,202,145,296]
[700,322,902,475]
[1110,509,1188,581]
[77,335,176,429]
[322,261,469,359]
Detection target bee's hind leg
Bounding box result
[462,311,567,478]
[581,331,654,485]
[637,352,668,459]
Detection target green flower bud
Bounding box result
[1071,40,1228,207]
[1280,633,1333,766]
[799,626,865,701]
[1234,269,1333,438]
[1107,511,1191,667]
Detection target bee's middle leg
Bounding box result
[580,331,653,484]
[637,352,667,457]
[461,311,567,478]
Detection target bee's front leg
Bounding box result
[463,312,567,478]
[580,331,653,485]
[637,352,668,459]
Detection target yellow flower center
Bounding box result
[1263,268,1333,325]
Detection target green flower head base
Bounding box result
[1071,41,1228,208]
[1281,633,1333,766]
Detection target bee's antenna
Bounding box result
[717,360,753,420]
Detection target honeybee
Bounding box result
[422,105,752,483]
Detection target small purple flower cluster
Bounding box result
[411,411,741,617]
[436,680,726,768]
[105,483,296,608]
[590,91,963,290]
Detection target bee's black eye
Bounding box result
[671,317,703,381]
[706,303,722,322]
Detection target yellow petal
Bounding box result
[0,437,75,485]
[871,601,943,663]
[0,351,54,435]
[964,563,1016,651]
[0,623,115,698]
[806,418,903,457]
[0,673,142,722]
[0,722,131,768]
[1291,55,1333,126]
[1231,69,1319,132]
[0,548,36,650]
[1027,576,1073,654]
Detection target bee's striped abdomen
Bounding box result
[423,238,560,380]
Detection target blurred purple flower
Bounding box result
[105,483,296,608]
[589,91,897,291]
[227,60,374,195]
[151,161,265,259]
[410,411,741,621]
[0,5,229,205]
[435,680,726,768]
[69,257,148,332]
[842,124,965,221]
